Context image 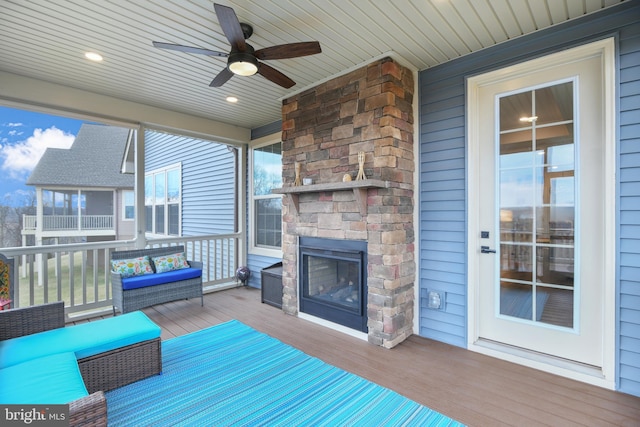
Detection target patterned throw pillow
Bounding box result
[152,253,190,273]
[111,256,154,278]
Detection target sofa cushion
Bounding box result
[121,267,202,290]
[0,352,88,404]
[151,252,190,273]
[0,311,161,369]
[111,255,154,278]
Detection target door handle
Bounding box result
[481,246,496,254]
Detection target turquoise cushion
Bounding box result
[0,311,161,369]
[121,267,202,290]
[0,352,88,404]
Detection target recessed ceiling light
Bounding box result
[84,52,103,62]
[226,96,238,103]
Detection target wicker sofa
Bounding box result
[0,301,162,426]
[111,246,203,315]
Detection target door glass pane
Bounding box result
[500,244,533,282]
[537,288,574,328]
[537,124,574,155]
[500,92,532,130]
[534,82,573,125]
[498,82,575,328]
[500,282,543,321]
[500,168,534,242]
[537,246,574,285]
[500,130,532,157]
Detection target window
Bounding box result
[251,142,282,256]
[145,164,181,236]
[167,168,180,235]
[155,172,165,233]
[123,191,134,220]
[144,175,153,232]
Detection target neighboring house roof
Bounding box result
[27,123,134,189]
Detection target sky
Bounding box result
[0,106,84,206]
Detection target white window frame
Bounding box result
[249,137,283,258]
[122,190,134,221]
[145,162,182,237]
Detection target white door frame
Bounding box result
[466,38,616,389]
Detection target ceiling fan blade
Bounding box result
[152,41,228,57]
[255,41,321,60]
[209,67,234,87]
[214,3,246,52]
[257,62,295,88]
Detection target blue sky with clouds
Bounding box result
[0,106,84,206]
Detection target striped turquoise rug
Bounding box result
[106,320,463,426]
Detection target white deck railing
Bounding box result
[0,233,241,318]
[22,214,114,231]
[23,215,36,230]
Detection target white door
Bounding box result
[469,41,614,370]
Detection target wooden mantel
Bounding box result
[272,179,390,215]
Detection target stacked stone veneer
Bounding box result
[280,57,415,348]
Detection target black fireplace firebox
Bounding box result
[299,237,367,332]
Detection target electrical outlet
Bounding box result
[427,290,445,311]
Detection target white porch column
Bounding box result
[237,144,247,268]
[21,234,26,278]
[36,188,43,286]
[134,126,146,249]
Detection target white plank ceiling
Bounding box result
[0,0,628,130]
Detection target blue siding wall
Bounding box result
[246,253,280,289]
[618,21,640,397]
[145,130,235,236]
[418,2,640,395]
[418,78,467,347]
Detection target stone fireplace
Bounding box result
[276,57,415,349]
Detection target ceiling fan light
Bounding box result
[228,52,258,76]
[229,61,258,76]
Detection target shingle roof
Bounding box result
[26,124,134,188]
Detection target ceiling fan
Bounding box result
[152,3,322,89]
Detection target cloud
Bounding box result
[7,122,23,127]
[0,126,75,179]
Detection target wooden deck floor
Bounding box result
[126,287,639,426]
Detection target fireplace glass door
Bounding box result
[299,238,367,332]
[304,253,362,311]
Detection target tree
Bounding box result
[0,195,11,247]
[0,191,36,248]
